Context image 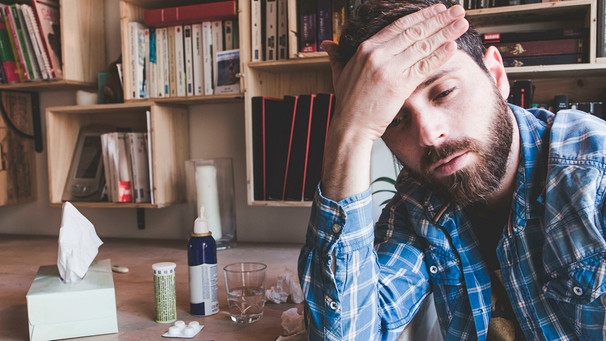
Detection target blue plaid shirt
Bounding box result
[299,105,606,340]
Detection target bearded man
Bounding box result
[298,0,606,340]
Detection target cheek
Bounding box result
[383,134,421,170]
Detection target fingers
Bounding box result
[371,3,448,44]
[386,5,467,58]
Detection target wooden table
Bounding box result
[0,235,304,341]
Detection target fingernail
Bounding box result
[450,5,465,16]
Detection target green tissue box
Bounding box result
[26,259,118,341]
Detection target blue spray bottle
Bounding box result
[188,206,219,316]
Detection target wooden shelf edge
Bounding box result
[0,80,96,91]
[124,94,244,105]
[505,63,606,78]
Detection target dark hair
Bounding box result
[336,0,487,71]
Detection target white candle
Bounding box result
[195,164,222,239]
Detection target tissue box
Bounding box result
[26,259,118,341]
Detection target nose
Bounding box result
[412,109,446,147]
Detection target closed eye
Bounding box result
[435,87,454,101]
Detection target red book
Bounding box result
[144,1,237,28]
[31,0,62,79]
[490,38,585,58]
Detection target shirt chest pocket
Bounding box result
[424,246,463,285]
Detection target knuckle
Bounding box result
[414,58,432,76]
[405,25,425,41]
[413,40,432,56]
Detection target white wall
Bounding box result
[0,0,311,243]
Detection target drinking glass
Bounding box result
[223,262,267,323]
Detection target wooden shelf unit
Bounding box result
[241,0,606,206]
[45,102,190,208]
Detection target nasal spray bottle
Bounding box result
[188,206,219,316]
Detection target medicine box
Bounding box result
[26,259,118,341]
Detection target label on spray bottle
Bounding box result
[189,263,219,315]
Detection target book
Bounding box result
[599,0,606,57]
[147,27,157,98]
[211,20,224,90]
[251,0,263,61]
[6,5,34,81]
[167,25,178,97]
[277,0,288,59]
[316,0,332,51]
[482,28,588,44]
[332,0,347,42]
[192,23,204,96]
[128,21,146,99]
[214,49,240,94]
[283,94,315,201]
[490,38,585,58]
[144,1,237,28]
[265,0,277,61]
[184,25,194,96]
[265,95,296,200]
[20,4,49,80]
[157,27,169,97]
[100,133,114,202]
[223,19,234,50]
[298,0,317,53]
[303,93,333,200]
[251,96,266,200]
[116,132,133,202]
[174,25,185,97]
[31,0,62,79]
[0,7,20,83]
[202,21,214,95]
[127,132,151,203]
[503,53,585,67]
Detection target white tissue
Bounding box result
[265,269,304,304]
[57,202,103,283]
[276,308,306,341]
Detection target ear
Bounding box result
[483,46,509,100]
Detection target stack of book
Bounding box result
[293,0,353,56]
[129,0,239,99]
[100,131,152,204]
[483,28,588,67]
[252,93,334,201]
[0,0,62,84]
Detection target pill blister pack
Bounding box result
[162,320,204,338]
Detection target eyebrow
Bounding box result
[415,66,461,92]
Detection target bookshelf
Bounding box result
[241,0,606,206]
[0,0,106,91]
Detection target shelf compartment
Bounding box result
[46,102,190,208]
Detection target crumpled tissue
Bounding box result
[276,308,306,341]
[265,269,304,304]
[57,201,103,283]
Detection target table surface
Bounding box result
[0,234,304,341]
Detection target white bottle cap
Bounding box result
[152,262,176,274]
[193,206,211,235]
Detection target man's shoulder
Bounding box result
[549,109,606,163]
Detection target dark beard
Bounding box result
[404,89,513,206]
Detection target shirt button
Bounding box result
[429,265,438,274]
[331,223,342,234]
[573,286,583,296]
[600,294,606,307]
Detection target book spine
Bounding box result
[223,19,234,50]
[144,0,237,28]
[316,0,332,51]
[332,0,346,42]
[174,25,185,97]
[184,25,194,96]
[167,25,177,97]
[277,0,287,59]
[211,20,223,90]
[298,0,317,53]
[6,6,29,81]
[159,27,169,97]
[16,4,41,81]
[20,4,47,80]
[0,8,20,83]
[192,23,204,96]
[22,4,52,79]
[128,132,151,203]
[148,27,157,98]
[31,0,62,79]
[491,38,585,58]
[251,0,262,61]
[202,21,214,95]
[265,0,277,61]
[483,28,587,44]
